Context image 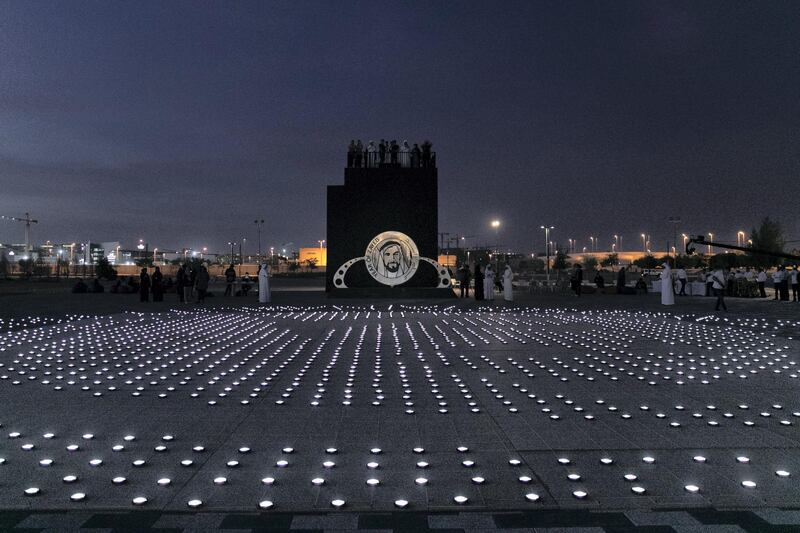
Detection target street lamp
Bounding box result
[254,219,265,261]
[590,236,596,252]
[682,234,688,252]
[737,230,745,248]
[153,248,158,263]
[227,242,237,264]
[641,233,647,254]
[707,232,714,255]
[613,234,620,252]
[541,225,554,285]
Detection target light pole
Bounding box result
[491,220,500,268]
[641,233,647,254]
[541,225,554,284]
[568,238,574,253]
[668,216,681,261]
[590,236,596,252]
[254,219,264,261]
[737,230,745,248]
[614,234,619,253]
[227,242,237,264]
[707,233,713,255]
[153,248,158,263]
[682,234,688,253]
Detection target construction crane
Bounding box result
[685,235,800,262]
[0,212,38,256]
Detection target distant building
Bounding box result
[298,247,327,267]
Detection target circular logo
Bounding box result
[364,231,419,286]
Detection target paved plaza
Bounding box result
[0,289,799,531]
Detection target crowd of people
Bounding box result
[455,263,514,302]
[346,139,435,168]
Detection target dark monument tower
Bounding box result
[326,143,452,297]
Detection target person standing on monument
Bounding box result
[378,139,387,165]
[400,140,410,167]
[367,140,376,168]
[474,264,484,300]
[421,140,432,167]
[484,264,495,300]
[411,143,421,168]
[355,140,364,167]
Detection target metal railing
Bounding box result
[346,150,436,169]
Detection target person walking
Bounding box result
[705,269,714,297]
[182,264,193,303]
[711,267,727,311]
[676,267,688,296]
[792,266,799,302]
[151,266,164,302]
[139,268,151,303]
[757,268,767,298]
[175,264,185,303]
[259,263,271,303]
[458,264,471,298]
[483,264,495,300]
[503,264,514,302]
[224,264,236,296]
[195,265,210,303]
[474,264,484,301]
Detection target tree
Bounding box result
[552,250,570,273]
[581,255,598,271]
[600,253,619,268]
[287,261,300,273]
[95,257,117,280]
[633,254,659,269]
[749,217,785,267]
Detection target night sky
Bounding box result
[1,1,798,256]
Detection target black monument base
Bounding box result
[327,287,456,299]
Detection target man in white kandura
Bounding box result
[484,264,495,300]
[661,262,675,305]
[503,265,514,302]
[258,263,270,304]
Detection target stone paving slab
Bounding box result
[0,303,798,531]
